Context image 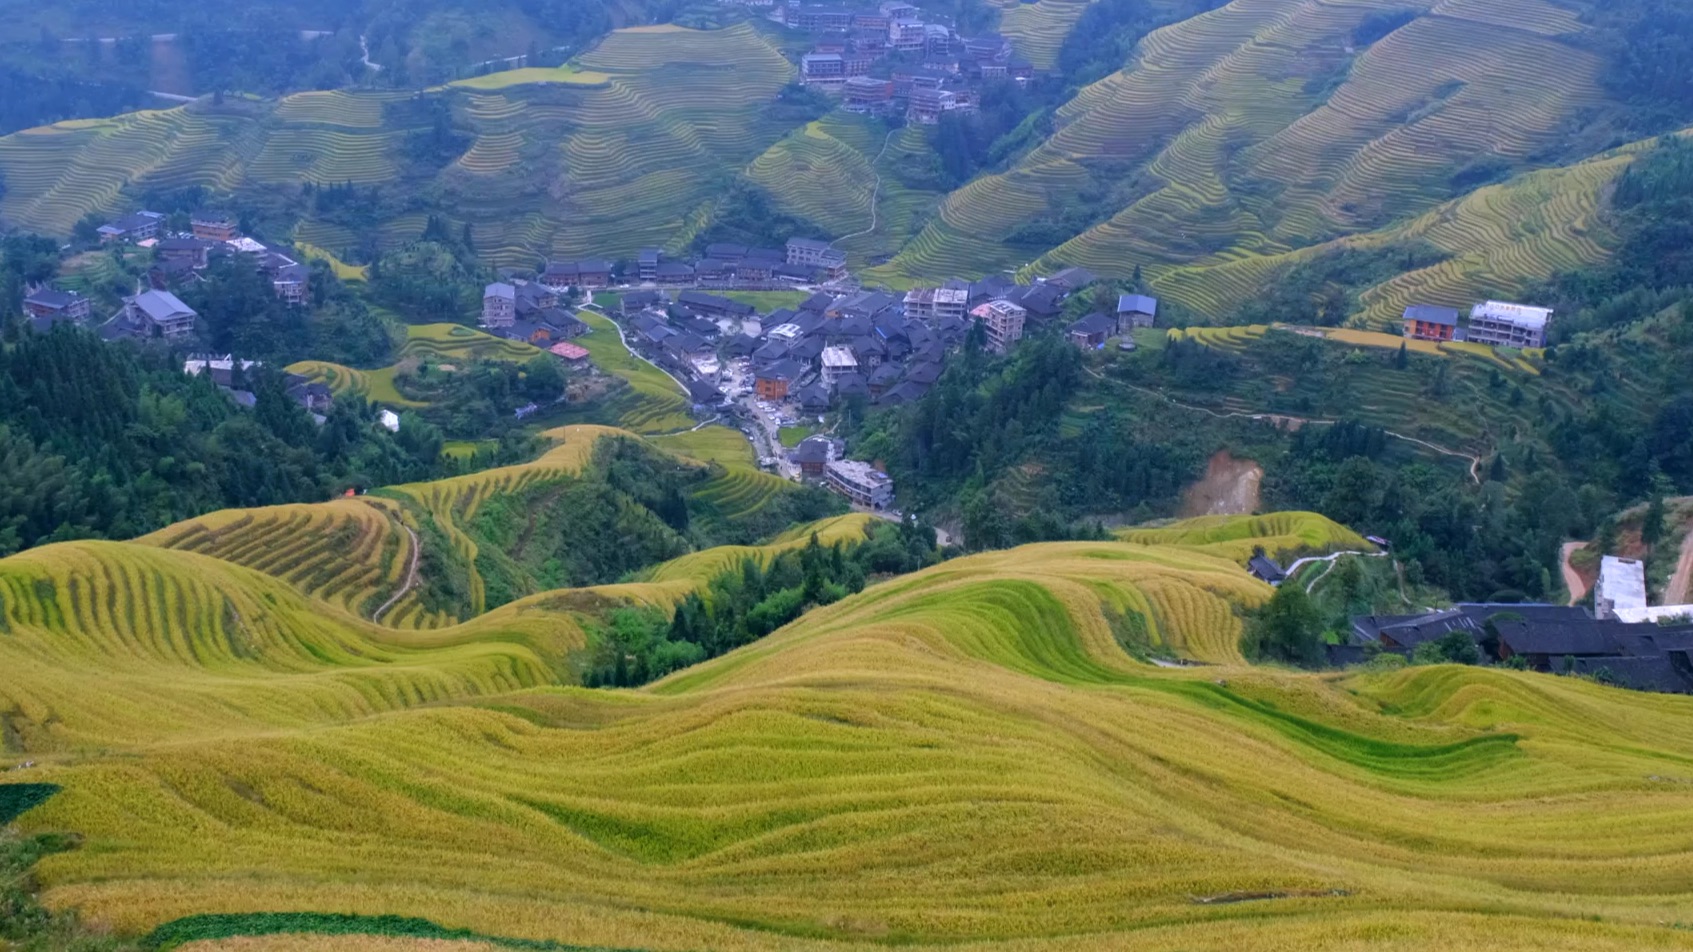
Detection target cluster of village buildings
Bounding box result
[1402,300,1553,349]
[24,208,312,342]
[1260,551,1693,694]
[779,1,1034,124]
[485,240,1163,509]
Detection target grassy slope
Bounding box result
[562,310,694,434]
[11,508,1693,950]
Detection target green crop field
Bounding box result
[11,500,1693,950]
[719,290,811,312]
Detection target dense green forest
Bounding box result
[0,326,444,556]
[584,519,939,686]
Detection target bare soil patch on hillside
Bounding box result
[1182,450,1262,517]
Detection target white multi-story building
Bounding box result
[908,287,969,322]
[969,299,1026,354]
[1467,300,1551,349]
[1595,555,1648,621]
[821,345,859,386]
[826,459,893,509]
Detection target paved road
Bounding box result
[741,396,798,479]
[1288,550,1387,594]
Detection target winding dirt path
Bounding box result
[1561,541,1591,607]
[831,129,899,249]
[371,523,421,623]
[1665,531,1693,606]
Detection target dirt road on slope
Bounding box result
[1561,541,1591,607]
[1665,530,1693,606]
[372,523,421,623]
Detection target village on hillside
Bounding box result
[25,204,1558,522]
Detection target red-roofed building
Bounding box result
[549,341,591,369]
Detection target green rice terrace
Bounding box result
[0,0,1681,324]
[864,0,1683,318]
[288,323,543,407]
[0,24,799,270]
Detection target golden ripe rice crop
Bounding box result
[8,473,1693,952]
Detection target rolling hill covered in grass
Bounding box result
[9,504,1693,951]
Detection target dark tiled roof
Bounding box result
[1495,618,1621,657]
[1404,304,1460,326]
[759,358,804,382]
[1248,556,1286,584]
[1068,312,1115,336]
[1571,656,1693,694]
[835,372,869,397]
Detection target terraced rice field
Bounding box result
[747,120,879,238]
[400,323,539,363]
[14,496,1693,950]
[140,498,418,623]
[1120,511,1371,563]
[1154,325,1582,457]
[878,0,1618,313]
[1166,324,1267,352]
[381,425,635,621]
[569,311,693,434]
[0,25,795,267]
[637,513,877,584]
[294,242,369,281]
[287,325,540,409]
[283,359,410,406]
[448,65,612,90]
[651,424,803,525]
[998,0,1097,70]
